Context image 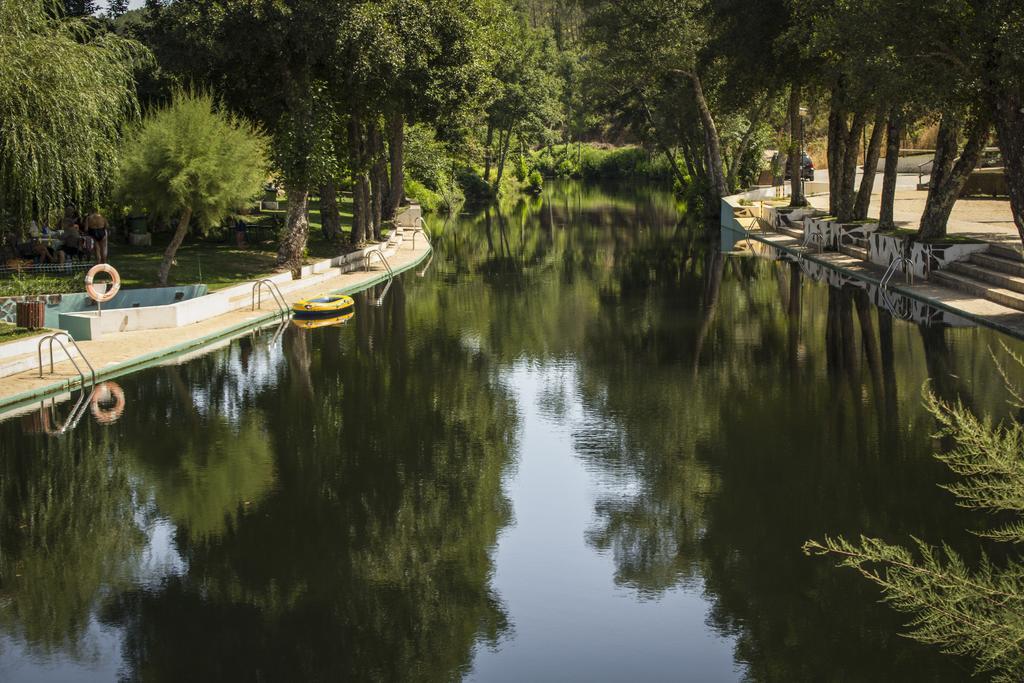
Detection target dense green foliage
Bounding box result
[117,92,268,284]
[0,0,144,229]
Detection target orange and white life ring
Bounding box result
[85,264,121,303]
[90,382,126,425]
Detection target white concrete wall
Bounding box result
[58,230,418,340]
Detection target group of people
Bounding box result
[4,205,111,269]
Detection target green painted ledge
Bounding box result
[0,247,431,414]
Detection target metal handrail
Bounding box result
[880,255,914,288]
[252,279,289,316]
[412,217,432,250]
[364,249,395,279]
[917,158,935,187]
[37,332,96,388]
[809,232,826,254]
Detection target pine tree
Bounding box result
[805,343,1024,682]
[107,0,129,18]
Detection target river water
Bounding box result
[0,181,1019,681]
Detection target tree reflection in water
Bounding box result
[2,181,1024,681]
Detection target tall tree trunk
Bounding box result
[483,123,494,183]
[385,112,405,221]
[879,108,903,230]
[157,208,192,286]
[827,102,845,217]
[854,109,887,220]
[276,191,309,270]
[320,181,342,241]
[918,113,989,240]
[687,71,727,207]
[728,97,766,193]
[495,126,513,189]
[349,113,368,245]
[837,111,866,221]
[352,175,370,245]
[788,84,807,207]
[992,88,1024,246]
[370,123,386,240]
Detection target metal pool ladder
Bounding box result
[37,332,96,389]
[412,217,432,250]
[252,279,289,317]
[365,250,395,279]
[880,256,914,289]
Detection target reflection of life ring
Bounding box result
[85,264,121,303]
[90,382,126,425]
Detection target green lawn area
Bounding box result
[0,195,365,294]
[0,322,46,345]
[114,195,357,290]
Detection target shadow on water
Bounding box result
[1,180,1023,680]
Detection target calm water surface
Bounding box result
[1,182,1020,681]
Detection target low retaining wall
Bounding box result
[59,230,418,340]
[868,232,988,279]
[0,332,79,379]
[804,218,879,250]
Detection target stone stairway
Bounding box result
[931,245,1024,312]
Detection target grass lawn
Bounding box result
[113,195,357,290]
[0,195,366,294]
[0,322,46,345]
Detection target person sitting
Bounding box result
[59,218,84,263]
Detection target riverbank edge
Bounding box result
[721,190,1024,340]
[0,245,431,414]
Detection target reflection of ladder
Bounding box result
[252,279,289,317]
[38,332,96,389]
[41,389,94,435]
[365,250,395,307]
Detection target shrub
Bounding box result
[404,179,442,213]
[527,169,544,193]
[117,92,268,285]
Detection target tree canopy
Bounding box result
[0,0,144,229]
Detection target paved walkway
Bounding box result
[809,169,1020,246]
[0,235,431,410]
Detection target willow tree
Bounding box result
[0,0,143,228]
[117,92,268,286]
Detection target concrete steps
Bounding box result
[928,246,1024,313]
[946,261,1024,294]
[970,252,1024,277]
[989,243,1024,262]
[931,270,1024,312]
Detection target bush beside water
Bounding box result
[534,145,676,182]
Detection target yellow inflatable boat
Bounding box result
[292,311,355,329]
[292,294,354,317]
